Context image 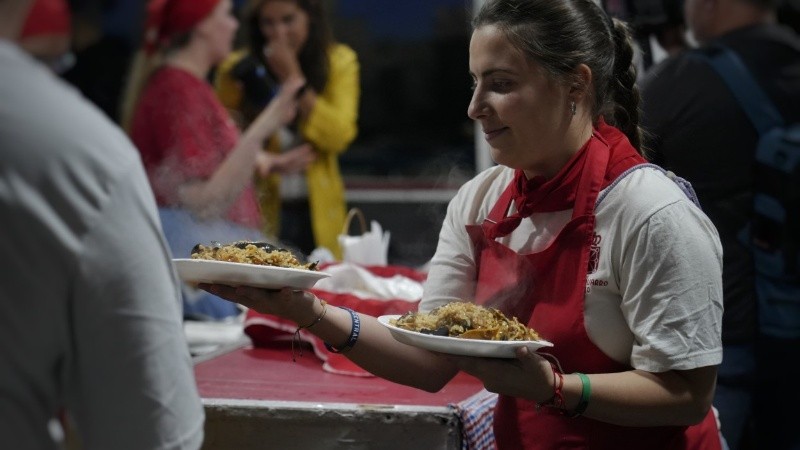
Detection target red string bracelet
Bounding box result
[536,362,565,411]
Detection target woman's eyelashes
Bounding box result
[470,79,514,93]
[490,80,513,92]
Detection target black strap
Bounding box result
[691,45,785,135]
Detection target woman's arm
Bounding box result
[178,77,304,219]
[204,285,460,392]
[579,367,717,426]
[453,353,717,426]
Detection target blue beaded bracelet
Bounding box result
[324,307,360,354]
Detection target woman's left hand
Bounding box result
[198,284,317,326]
[254,143,315,177]
[447,346,555,402]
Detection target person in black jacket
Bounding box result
[640,1,800,449]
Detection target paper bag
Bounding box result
[338,208,390,266]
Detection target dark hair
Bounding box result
[742,0,781,9]
[243,0,332,93]
[473,0,644,152]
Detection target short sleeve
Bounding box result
[620,200,724,372]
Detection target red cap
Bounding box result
[144,0,221,54]
[20,0,71,39]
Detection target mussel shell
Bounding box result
[190,241,286,255]
[420,326,450,336]
[232,241,285,252]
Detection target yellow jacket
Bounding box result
[215,44,360,258]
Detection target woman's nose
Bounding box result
[467,89,486,120]
[272,23,290,40]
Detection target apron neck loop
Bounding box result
[483,133,609,239]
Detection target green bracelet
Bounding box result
[568,372,591,418]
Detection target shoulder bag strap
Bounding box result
[692,45,785,135]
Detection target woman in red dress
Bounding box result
[122,0,311,320]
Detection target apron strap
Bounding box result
[595,163,702,209]
[481,181,517,235]
[572,132,611,218]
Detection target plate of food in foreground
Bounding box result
[173,241,329,290]
[378,302,553,358]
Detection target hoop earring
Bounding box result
[570,101,577,116]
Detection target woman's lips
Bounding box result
[484,127,507,141]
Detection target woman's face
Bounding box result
[196,0,238,63]
[258,0,310,53]
[467,25,572,177]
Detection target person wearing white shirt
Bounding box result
[0,1,204,448]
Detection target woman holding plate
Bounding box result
[202,0,725,448]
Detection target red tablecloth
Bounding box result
[194,342,483,406]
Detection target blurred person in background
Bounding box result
[0,0,204,448]
[639,0,800,448]
[120,0,307,321]
[17,0,73,73]
[61,0,143,123]
[778,0,800,32]
[215,0,360,259]
[201,0,726,448]
[603,0,690,78]
[649,0,690,58]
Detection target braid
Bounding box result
[608,18,644,153]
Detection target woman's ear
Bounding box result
[569,63,593,100]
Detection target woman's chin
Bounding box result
[490,150,517,169]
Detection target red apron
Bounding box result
[465,126,721,450]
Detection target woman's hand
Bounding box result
[273,143,316,173]
[254,143,316,177]
[447,346,556,403]
[199,284,319,325]
[264,38,302,83]
[252,76,305,131]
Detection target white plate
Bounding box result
[173,258,330,290]
[378,315,553,358]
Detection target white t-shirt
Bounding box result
[0,41,204,450]
[421,164,724,372]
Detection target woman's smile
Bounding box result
[484,126,509,141]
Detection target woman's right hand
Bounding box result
[253,76,305,132]
[264,38,302,83]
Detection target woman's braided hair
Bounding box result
[473,0,644,153]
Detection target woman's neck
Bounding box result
[165,46,213,80]
[522,118,594,180]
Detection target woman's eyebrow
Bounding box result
[470,68,517,78]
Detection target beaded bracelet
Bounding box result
[292,300,327,362]
[567,372,591,418]
[324,306,360,354]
